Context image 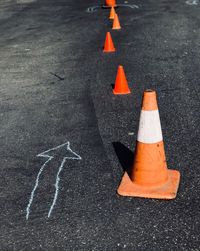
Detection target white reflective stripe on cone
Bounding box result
[137,110,163,144]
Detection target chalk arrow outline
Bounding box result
[26,142,81,220]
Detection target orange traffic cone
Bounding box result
[109,6,116,19]
[105,0,116,7]
[117,90,180,199]
[113,65,130,94]
[112,13,121,30]
[103,32,116,53]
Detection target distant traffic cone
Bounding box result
[113,65,130,94]
[105,0,116,7]
[103,32,116,53]
[117,90,180,199]
[109,6,116,19]
[112,13,121,30]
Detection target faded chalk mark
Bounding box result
[26,142,81,220]
[47,158,65,218]
[17,0,36,3]
[26,158,52,220]
[185,0,199,5]
[86,4,139,13]
[118,3,139,9]
[86,6,99,13]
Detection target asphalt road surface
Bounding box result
[0,0,200,250]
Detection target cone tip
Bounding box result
[142,89,158,111]
[117,65,125,74]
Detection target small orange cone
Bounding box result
[113,65,130,94]
[109,7,116,19]
[103,32,116,53]
[112,13,121,30]
[105,0,116,7]
[117,90,180,199]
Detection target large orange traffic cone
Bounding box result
[103,32,116,53]
[113,65,130,94]
[117,90,180,199]
[105,0,116,7]
[112,13,121,30]
[109,6,116,19]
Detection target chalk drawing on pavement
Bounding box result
[185,0,199,5]
[26,142,82,220]
[86,4,139,13]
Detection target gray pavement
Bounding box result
[0,0,200,250]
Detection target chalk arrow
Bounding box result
[37,142,82,160]
[26,142,81,220]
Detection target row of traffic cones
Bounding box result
[102,1,180,199]
[103,32,130,94]
[103,7,128,95]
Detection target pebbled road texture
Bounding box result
[0,0,200,250]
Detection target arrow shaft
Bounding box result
[48,158,66,218]
[26,157,53,220]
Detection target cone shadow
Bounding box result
[112,142,134,176]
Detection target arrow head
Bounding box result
[37,142,82,160]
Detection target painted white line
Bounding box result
[25,142,81,220]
